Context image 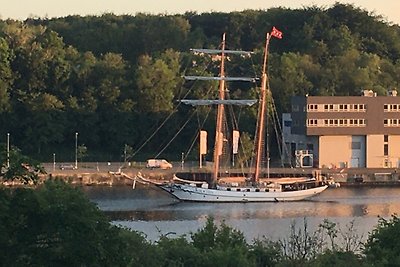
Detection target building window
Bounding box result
[384,119,400,127]
[384,104,400,112]
[384,135,388,142]
[384,144,389,156]
[384,158,391,167]
[307,104,318,111]
[307,119,319,126]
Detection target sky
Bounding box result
[2,0,400,25]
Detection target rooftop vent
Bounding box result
[388,89,398,96]
[362,89,375,97]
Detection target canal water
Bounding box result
[83,185,400,242]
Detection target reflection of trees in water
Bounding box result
[353,202,400,217]
[103,201,400,223]
[91,187,400,223]
[105,209,179,221]
[352,204,369,217]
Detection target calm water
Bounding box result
[83,185,400,242]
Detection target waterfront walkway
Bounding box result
[38,162,400,187]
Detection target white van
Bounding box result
[146,159,172,169]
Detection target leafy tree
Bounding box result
[0,180,141,266]
[271,52,315,111]
[20,94,66,154]
[236,131,254,168]
[0,145,45,184]
[278,218,324,265]
[364,215,400,266]
[135,50,182,113]
[0,37,14,113]
[191,217,252,266]
[308,251,366,267]
[248,238,282,267]
[77,144,88,163]
[156,236,201,267]
[123,144,134,163]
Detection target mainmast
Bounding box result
[254,34,271,183]
[253,27,282,183]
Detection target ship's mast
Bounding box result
[213,33,226,183]
[254,33,271,183]
[182,34,256,187]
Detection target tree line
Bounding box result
[1,3,400,162]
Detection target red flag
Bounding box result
[271,26,283,39]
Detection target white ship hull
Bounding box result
[157,183,328,202]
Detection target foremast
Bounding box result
[213,33,227,184]
[182,33,256,187]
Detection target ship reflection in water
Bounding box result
[83,185,400,241]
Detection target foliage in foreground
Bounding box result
[1,180,400,266]
[0,144,45,184]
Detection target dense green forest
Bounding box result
[1,3,400,162]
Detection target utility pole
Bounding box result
[6,133,10,168]
[75,132,78,169]
[53,153,56,172]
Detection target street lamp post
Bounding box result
[6,133,10,168]
[53,153,56,172]
[75,132,78,169]
[124,144,127,164]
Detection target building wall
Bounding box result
[318,135,352,168]
[366,135,384,167]
[389,135,400,168]
[301,95,400,136]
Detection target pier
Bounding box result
[36,162,400,187]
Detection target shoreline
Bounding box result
[3,166,400,187]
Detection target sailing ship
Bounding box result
[142,28,329,202]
